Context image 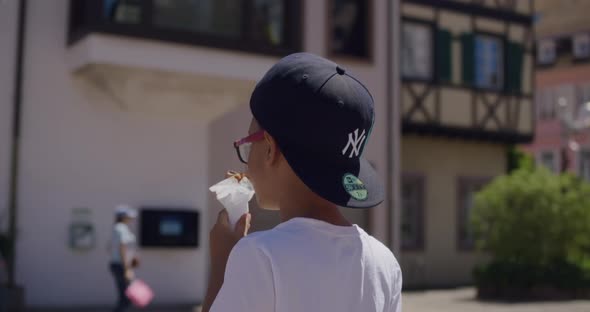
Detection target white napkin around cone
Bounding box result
[209,175,255,228]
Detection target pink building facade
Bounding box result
[523,63,590,178]
[522,0,590,178]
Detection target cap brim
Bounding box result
[280,143,384,209]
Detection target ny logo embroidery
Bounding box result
[342,129,367,158]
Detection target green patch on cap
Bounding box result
[343,173,368,201]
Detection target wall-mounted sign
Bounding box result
[69,208,96,251]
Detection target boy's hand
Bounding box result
[209,210,251,273]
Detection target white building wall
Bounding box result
[15,0,211,306]
[10,0,398,307]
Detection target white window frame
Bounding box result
[537,150,559,174]
[401,21,434,81]
[537,39,556,65]
[401,173,425,251]
[457,176,492,251]
[536,88,558,121]
[474,34,504,90]
[577,149,590,181]
[577,82,590,118]
[573,33,590,60]
[555,84,578,119]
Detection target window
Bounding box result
[401,21,433,80]
[573,33,590,60]
[554,84,578,118]
[474,35,504,90]
[577,83,590,117]
[250,0,286,46]
[537,39,556,65]
[401,174,425,251]
[153,0,242,38]
[70,0,302,55]
[457,177,490,251]
[329,0,371,58]
[154,0,287,47]
[537,84,582,122]
[536,88,557,120]
[538,150,557,173]
[105,0,143,24]
[462,33,522,92]
[579,150,590,181]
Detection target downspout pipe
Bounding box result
[8,0,28,288]
[386,0,402,254]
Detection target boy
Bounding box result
[204,53,402,312]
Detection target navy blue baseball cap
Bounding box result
[250,52,384,208]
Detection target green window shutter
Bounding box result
[436,29,452,83]
[505,41,524,93]
[461,33,475,86]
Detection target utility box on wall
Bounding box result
[139,208,200,248]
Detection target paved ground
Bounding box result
[403,288,590,312]
[27,288,590,312]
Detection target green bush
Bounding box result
[473,259,590,290]
[506,145,535,173]
[471,167,590,290]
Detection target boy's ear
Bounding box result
[264,132,281,164]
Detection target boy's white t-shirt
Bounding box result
[210,217,402,312]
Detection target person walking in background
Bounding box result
[110,205,139,312]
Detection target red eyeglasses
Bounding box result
[233,130,265,164]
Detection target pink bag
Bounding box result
[126,279,154,308]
